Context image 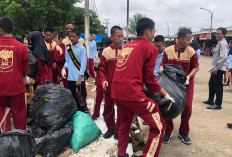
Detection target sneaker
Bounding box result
[103,130,115,139]
[91,115,97,121]
[118,153,129,157]
[227,123,232,129]
[114,133,132,143]
[163,133,171,144]
[178,132,191,145]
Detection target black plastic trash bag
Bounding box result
[31,121,46,138]
[27,46,39,78]
[29,81,77,131]
[144,64,187,120]
[33,121,73,157]
[0,130,35,157]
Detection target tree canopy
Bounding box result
[129,13,146,35]
[0,0,105,36]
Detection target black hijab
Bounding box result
[27,31,50,66]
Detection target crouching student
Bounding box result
[61,28,89,112]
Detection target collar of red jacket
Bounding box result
[110,44,122,50]
[0,36,14,40]
[135,36,149,42]
[44,39,53,43]
[174,44,185,52]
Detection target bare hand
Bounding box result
[52,63,57,69]
[76,75,82,85]
[76,79,81,86]
[102,81,108,90]
[211,69,217,75]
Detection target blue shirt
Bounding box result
[154,51,164,76]
[196,49,200,59]
[88,40,97,58]
[64,42,87,81]
[228,54,232,69]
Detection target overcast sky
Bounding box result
[75,0,231,36]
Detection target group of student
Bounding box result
[0,15,230,157]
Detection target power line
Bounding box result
[157,0,209,21]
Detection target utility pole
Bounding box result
[200,7,213,39]
[126,0,129,40]
[104,18,110,36]
[166,21,170,41]
[85,0,90,57]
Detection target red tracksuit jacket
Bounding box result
[0,36,28,96]
[98,45,122,93]
[111,37,161,101]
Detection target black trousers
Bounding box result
[208,70,224,106]
[68,81,86,111]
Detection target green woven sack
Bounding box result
[70,111,101,152]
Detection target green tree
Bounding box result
[73,7,105,34]
[0,0,79,35]
[176,26,192,35]
[129,13,146,35]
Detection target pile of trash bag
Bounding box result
[29,81,76,131]
[144,64,187,120]
[29,82,76,156]
[0,130,35,157]
[32,121,73,157]
[70,111,101,153]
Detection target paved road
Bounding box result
[157,56,232,157]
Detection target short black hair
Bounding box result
[136,18,155,36]
[217,27,227,35]
[70,28,80,37]
[0,17,14,33]
[154,35,164,42]
[190,42,199,51]
[44,27,53,33]
[110,25,122,35]
[101,36,112,47]
[52,32,58,38]
[58,32,66,39]
[14,36,23,43]
[66,21,74,25]
[178,28,192,39]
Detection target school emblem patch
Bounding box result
[116,47,133,67]
[0,49,13,70]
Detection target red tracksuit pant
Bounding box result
[93,85,104,118]
[52,68,59,84]
[165,81,194,135]
[115,98,165,157]
[103,93,119,132]
[89,58,95,77]
[0,93,26,132]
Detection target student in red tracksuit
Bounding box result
[0,17,29,131]
[91,37,112,120]
[98,26,124,139]
[44,27,60,84]
[160,28,199,145]
[52,32,68,87]
[27,31,53,86]
[111,18,175,157]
